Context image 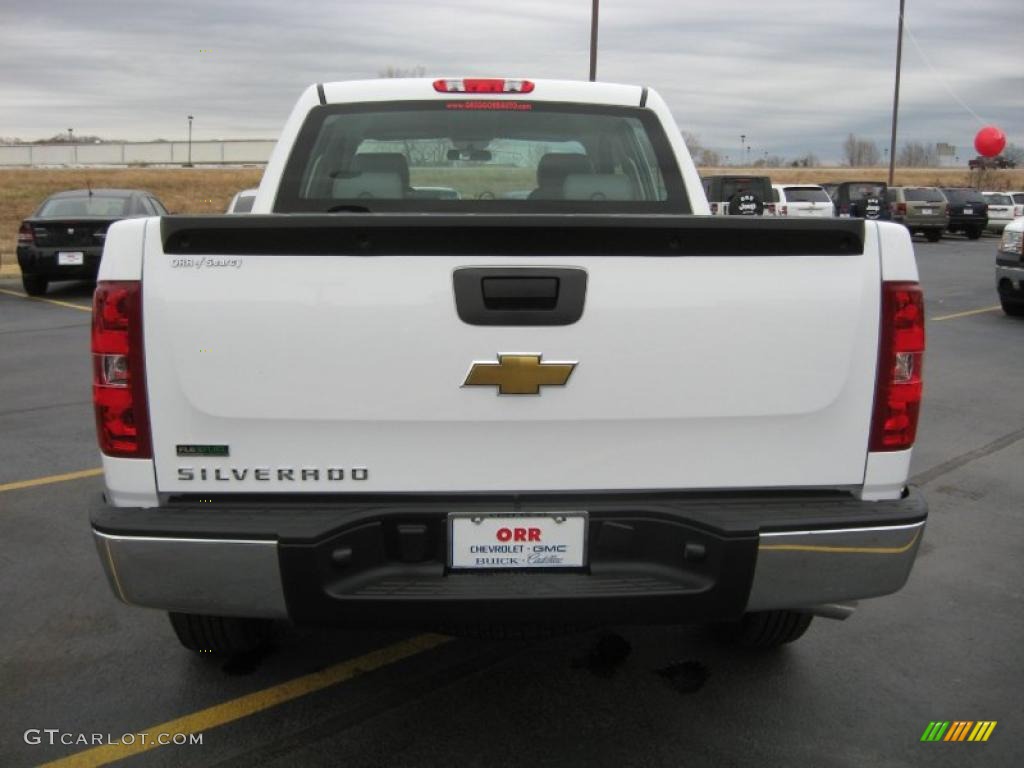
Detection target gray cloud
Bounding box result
[0,0,1020,162]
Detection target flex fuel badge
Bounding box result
[176,444,230,457]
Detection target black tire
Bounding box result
[966,227,982,240]
[712,610,813,649]
[925,229,942,243]
[1001,298,1024,317]
[21,274,48,296]
[168,612,277,656]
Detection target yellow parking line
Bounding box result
[40,633,451,768]
[0,287,91,312]
[931,305,1001,321]
[0,467,103,494]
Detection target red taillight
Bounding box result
[92,281,151,458]
[433,78,534,94]
[896,202,907,215]
[17,222,35,246]
[765,203,776,215]
[779,204,788,216]
[710,202,719,214]
[870,282,925,452]
[945,204,951,216]
[839,204,850,215]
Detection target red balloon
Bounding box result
[974,125,1006,157]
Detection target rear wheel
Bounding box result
[1001,298,1024,317]
[712,610,813,649]
[168,612,278,656]
[925,229,942,243]
[966,226,982,240]
[21,274,48,296]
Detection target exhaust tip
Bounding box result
[805,602,858,621]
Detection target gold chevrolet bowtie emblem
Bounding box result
[463,354,577,395]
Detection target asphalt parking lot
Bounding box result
[1,233,1022,767]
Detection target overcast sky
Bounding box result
[1,0,1020,162]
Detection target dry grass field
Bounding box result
[2,165,1022,275]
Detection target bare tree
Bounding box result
[842,134,882,167]
[897,141,937,167]
[1003,142,1024,167]
[681,132,721,166]
[790,153,820,168]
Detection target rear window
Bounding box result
[1012,193,1024,205]
[37,195,131,217]
[782,186,831,203]
[705,177,771,201]
[984,193,1011,205]
[942,188,986,204]
[276,101,687,213]
[846,183,886,200]
[902,187,945,203]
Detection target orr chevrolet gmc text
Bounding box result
[89,78,928,654]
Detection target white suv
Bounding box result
[983,192,1016,234]
[771,184,834,218]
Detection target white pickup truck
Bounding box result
[90,78,928,655]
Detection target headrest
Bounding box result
[353,153,409,188]
[563,174,637,201]
[332,173,403,199]
[536,154,593,187]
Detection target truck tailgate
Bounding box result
[143,215,879,494]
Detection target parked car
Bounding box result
[770,184,834,218]
[16,189,168,295]
[940,188,989,240]
[996,218,1023,316]
[89,77,927,656]
[982,192,1016,234]
[226,188,257,213]
[827,181,891,221]
[701,175,774,215]
[886,186,949,242]
[1007,191,1024,218]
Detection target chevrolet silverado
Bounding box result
[89,78,928,655]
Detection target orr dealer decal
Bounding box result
[450,515,587,569]
[470,526,570,566]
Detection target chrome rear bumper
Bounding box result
[746,521,924,611]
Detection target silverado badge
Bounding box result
[463,354,576,395]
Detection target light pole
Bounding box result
[67,128,73,143]
[740,134,746,166]
[186,115,194,167]
[887,0,905,185]
[588,0,599,81]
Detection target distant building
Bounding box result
[936,142,957,168]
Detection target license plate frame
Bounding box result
[448,511,588,570]
[57,251,84,266]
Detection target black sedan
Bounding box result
[16,188,168,295]
[939,187,988,240]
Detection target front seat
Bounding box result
[528,154,593,200]
[352,153,410,196]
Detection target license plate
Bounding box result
[58,251,84,265]
[449,512,587,569]
[963,208,973,215]
[921,208,934,215]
